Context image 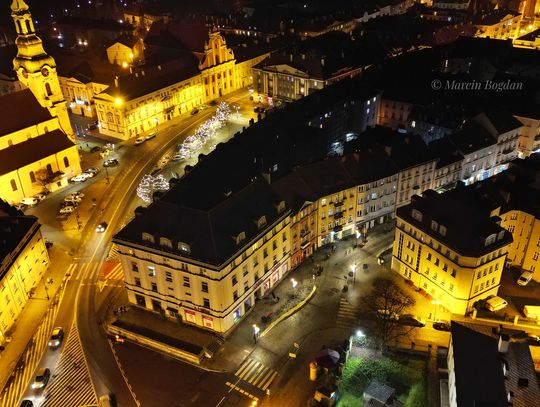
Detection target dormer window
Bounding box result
[431,220,438,231]
[142,232,154,243]
[439,225,447,237]
[257,215,267,229]
[485,234,497,246]
[497,230,505,240]
[159,237,172,248]
[412,209,423,221]
[178,242,191,254]
[234,231,246,245]
[276,201,286,214]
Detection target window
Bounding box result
[321,198,327,206]
[63,156,70,167]
[151,282,158,292]
[477,271,481,279]
[451,269,456,278]
[134,277,141,287]
[243,265,248,277]
[165,271,172,282]
[131,262,139,272]
[427,253,432,261]
[29,171,36,183]
[203,298,210,308]
[10,179,17,191]
[232,275,238,286]
[431,220,438,231]
[233,290,239,301]
[202,281,209,293]
[147,266,156,277]
[263,249,268,258]
[183,276,190,288]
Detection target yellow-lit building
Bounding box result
[94,29,268,140]
[113,180,291,334]
[106,37,145,67]
[0,0,81,204]
[392,188,512,315]
[473,10,521,39]
[0,202,49,346]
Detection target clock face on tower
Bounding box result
[41,67,49,77]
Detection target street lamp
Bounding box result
[350,264,357,285]
[252,324,260,344]
[431,300,441,321]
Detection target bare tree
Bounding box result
[34,168,52,189]
[360,277,415,351]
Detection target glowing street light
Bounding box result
[252,324,260,343]
[115,98,123,106]
[291,278,298,289]
[356,329,364,338]
[350,264,357,285]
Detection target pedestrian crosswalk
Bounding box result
[0,299,60,407]
[42,323,97,407]
[234,357,278,392]
[99,261,124,281]
[336,297,360,329]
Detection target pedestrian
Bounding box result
[253,333,257,344]
[277,296,280,302]
[272,292,276,299]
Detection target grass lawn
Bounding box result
[337,353,428,407]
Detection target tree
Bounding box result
[360,278,415,351]
[34,168,52,189]
[136,174,170,203]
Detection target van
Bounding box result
[21,197,39,206]
[517,271,533,286]
[485,296,508,312]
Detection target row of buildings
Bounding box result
[112,67,532,333]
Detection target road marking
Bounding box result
[336,297,361,329]
[261,371,278,391]
[224,382,259,401]
[234,357,278,391]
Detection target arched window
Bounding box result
[25,20,32,34]
[45,83,52,96]
[10,179,17,191]
[46,164,53,175]
[63,157,69,167]
[8,139,13,146]
[43,126,48,133]
[29,171,36,183]
[16,20,22,34]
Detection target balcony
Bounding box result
[300,240,311,250]
[333,211,344,220]
[300,229,311,238]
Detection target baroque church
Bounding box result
[0,0,81,204]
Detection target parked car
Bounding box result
[191,108,199,115]
[20,197,39,206]
[134,137,146,145]
[33,192,49,201]
[96,222,108,233]
[66,192,85,199]
[485,295,508,312]
[70,174,87,183]
[103,158,119,167]
[86,121,98,130]
[61,200,78,208]
[83,170,97,178]
[145,133,156,141]
[85,167,99,175]
[90,146,101,153]
[59,206,75,214]
[48,327,64,348]
[64,195,82,203]
[398,314,426,327]
[31,368,50,390]
[432,320,451,331]
[517,271,533,286]
[209,100,218,106]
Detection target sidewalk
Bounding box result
[0,244,73,391]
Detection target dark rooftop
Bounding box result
[397,186,513,256]
[449,121,496,155]
[0,89,53,135]
[0,130,75,176]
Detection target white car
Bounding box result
[134,137,146,146]
[64,195,82,203]
[59,206,75,214]
[518,271,533,286]
[33,192,48,201]
[85,167,100,175]
[99,149,111,159]
[172,153,183,161]
[96,222,108,233]
[66,192,85,199]
[70,174,87,183]
[83,170,96,178]
[21,197,39,206]
[145,133,156,141]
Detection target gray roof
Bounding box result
[364,380,395,403]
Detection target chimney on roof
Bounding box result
[301,53,305,60]
[384,145,392,157]
[321,57,325,66]
[289,53,293,62]
[141,70,145,76]
[114,76,119,87]
[158,65,162,70]
[498,334,510,354]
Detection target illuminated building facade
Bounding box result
[473,10,521,39]
[0,202,49,346]
[392,188,512,315]
[0,0,81,204]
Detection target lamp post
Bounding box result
[252,324,260,344]
[431,300,441,321]
[350,264,357,285]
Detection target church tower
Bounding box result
[11,0,73,138]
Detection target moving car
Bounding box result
[517,271,533,286]
[31,368,50,390]
[103,158,119,167]
[59,205,75,214]
[96,222,108,233]
[48,327,64,348]
[432,320,451,331]
[134,137,146,146]
[145,133,156,141]
[485,295,508,312]
[70,174,87,183]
